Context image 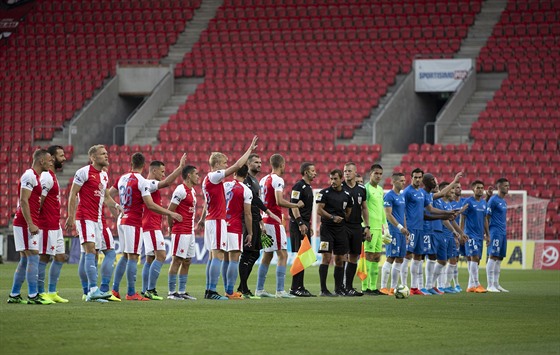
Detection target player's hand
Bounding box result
[244,234,252,247]
[452,171,463,183]
[298,223,308,236]
[309,228,314,237]
[249,135,258,151]
[333,216,344,223]
[363,228,371,242]
[261,232,273,248]
[171,212,183,222]
[196,219,205,231]
[267,211,282,224]
[401,227,410,237]
[484,236,490,246]
[64,218,75,233]
[296,201,305,208]
[179,153,187,168]
[29,224,39,235]
[461,234,469,244]
[115,204,124,215]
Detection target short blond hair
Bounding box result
[209,152,227,168]
[88,145,105,157]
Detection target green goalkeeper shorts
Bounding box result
[364,229,382,253]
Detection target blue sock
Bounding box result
[226,261,239,295]
[256,263,269,291]
[48,260,64,293]
[112,256,127,292]
[148,260,163,290]
[168,272,177,294]
[78,253,88,295]
[27,254,39,297]
[221,260,230,293]
[209,258,222,292]
[10,256,27,296]
[142,261,152,293]
[100,249,115,293]
[205,258,211,290]
[276,265,286,292]
[126,259,138,296]
[178,274,188,293]
[84,253,97,290]
[37,261,47,294]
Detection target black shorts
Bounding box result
[347,224,364,255]
[242,218,262,252]
[318,224,349,256]
[289,220,311,253]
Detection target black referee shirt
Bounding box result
[289,179,314,223]
[342,181,367,225]
[316,186,353,227]
[244,174,267,221]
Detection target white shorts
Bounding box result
[101,226,115,250]
[39,228,65,255]
[263,223,287,252]
[204,219,228,251]
[170,233,195,259]
[77,219,103,247]
[143,230,166,256]
[13,225,40,252]
[119,223,143,254]
[226,232,244,252]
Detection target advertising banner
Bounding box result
[414,58,472,92]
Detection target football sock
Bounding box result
[256,263,269,291]
[410,260,419,289]
[208,257,222,292]
[319,264,329,292]
[401,258,410,287]
[84,253,97,290]
[226,261,239,295]
[48,260,64,293]
[126,259,138,296]
[205,258,211,290]
[495,260,502,286]
[391,262,402,289]
[78,253,88,294]
[425,259,436,289]
[142,260,152,293]
[470,262,479,286]
[291,269,303,290]
[237,252,250,292]
[37,260,47,294]
[178,274,188,293]
[433,263,445,288]
[486,259,496,288]
[112,255,127,292]
[276,265,286,292]
[26,254,39,298]
[148,260,163,291]
[345,262,357,289]
[334,265,344,291]
[452,263,459,286]
[100,249,115,293]
[10,256,27,296]
[221,260,230,292]
[380,261,391,289]
[368,261,379,290]
[168,272,177,293]
[467,261,473,288]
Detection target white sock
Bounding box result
[391,262,402,289]
[486,259,496,288]
[416,261,424,289]
[425,259,436,289]
[467,261,473,288]
[410,260,419,289]
[471,262,479,286]
[380,262,392,289]
[495,260,502,287]
[453,263,459,286]
[401,258,410,287]
[448,264,457,287]
[433,263,445,289]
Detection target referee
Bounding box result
[316,169,353,297]
[236,154,281,298]
[289,162,317,297]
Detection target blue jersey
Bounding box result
[383,189,406,235]
[439,199,455,238]
[462,196,487,239]
[422,189,434,232]
[487,195,507,236]
[450,197,467,224]
[403,185,430,230]
[431,197,445,232]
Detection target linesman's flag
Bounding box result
[290,235,316,276]
[356,243,367,281]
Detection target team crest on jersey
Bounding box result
[319,241,329,252]
[291,191,301,200]
[25,182,32,187]
[357,196,362,204]
[315,193,323,201]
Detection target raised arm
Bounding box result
[225,136,258,177]
[158,153,187,189]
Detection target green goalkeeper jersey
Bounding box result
[365,182,386,229]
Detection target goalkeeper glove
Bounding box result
[382,224,392,245]
[261,232,273,249]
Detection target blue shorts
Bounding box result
[386,230,407,258]
[458,242,466,257]
[465,238,483,258]
[432,232,448,261]
[489,233,507,258]
[446,235,459,259]
[407,228,432,255]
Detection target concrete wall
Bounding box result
[434,69,476,143]
[68,78,141,154]
[373,74,442,154]
[125,72,173,144]
[117,65,172,95]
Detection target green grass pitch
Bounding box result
[1,263,559,354]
